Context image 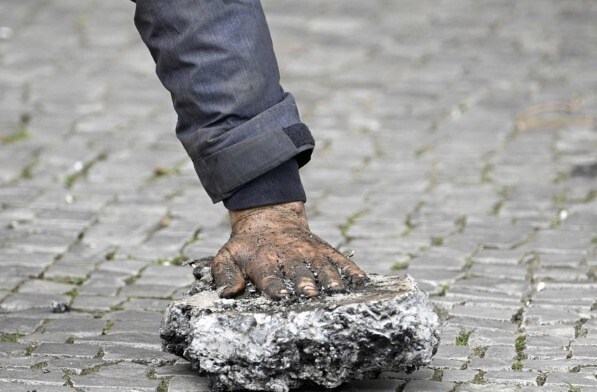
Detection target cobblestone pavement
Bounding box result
[1,0,596,391]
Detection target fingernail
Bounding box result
[279,289,289,296]
[330,282,341,287]
[303,285,318,293]
[217,285,231,298]
[303,286,318,297]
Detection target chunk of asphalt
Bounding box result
[160,266,440,392]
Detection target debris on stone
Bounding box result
[50,301,70,313]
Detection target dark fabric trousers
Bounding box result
[133,0,314,209]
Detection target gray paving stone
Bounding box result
[0,343,27,357]
[0,293,71,312]
[0,276,24,292]
[483,345,517,361]
[31,343,101,358]
[461,222,533,250]
[70,374,160,391]
[136,265,194,285]
[525,305,585,325]
[43,261,95,282]
[433,345,470,362]
[533,287,596,305]
[525,348,570,361]
[167,376,212,392]
[573,339,597,351]
[526,335,571,350]
[515,387,568,392]
[77,271,129,296]
[428,358,468,370]
[102,310,163,323]
[0,383,72,392]
[77,333,162,351]
[451,277,527,296]
[119,283,176,299]
[522,359,587,373]
[0,316,44,335]
[70,294,125,312]
[9,232,74,254]
[533,230,594,254]
[42,318,105,337]
[570,345,597,360]
[121,298,172,312]
[472,249,525,265]
[97,259,149,275]
[469,358,513,372]
[534,267,590,282]
[455,384,524,392]
[537,254,585,268]
[45,357,107,375]
[445,289,521,306]
[154,361,196,378]
[407,255,466,271]
[545,371,597,387]
[92,361,150,378]
[101,345,177,365]
[0,367,66,386]
[18,332,79,346]
[468,263,528,281]
[449,304,519,322]
[108,319,159,334]
[446,317,518,333]
[440,369,477,383]
[484,370,538,386]
[524,325,576,340]
[468,331,517,351]
[0,356,41,368]
[0,256,53,274]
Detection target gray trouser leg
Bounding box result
[134,0,314,204]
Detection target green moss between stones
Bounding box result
[455,330,472,346]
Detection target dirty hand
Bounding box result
[212,201,368,300]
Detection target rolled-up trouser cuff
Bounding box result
[193,120,315,203]
[223,158,306,210]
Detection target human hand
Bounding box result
[212,201,368,300]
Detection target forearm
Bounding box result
[133,0,314,206]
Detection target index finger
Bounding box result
[212,248,246,298]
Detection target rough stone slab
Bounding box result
[161,274,440,391]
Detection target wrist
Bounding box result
[229,201,308,233]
